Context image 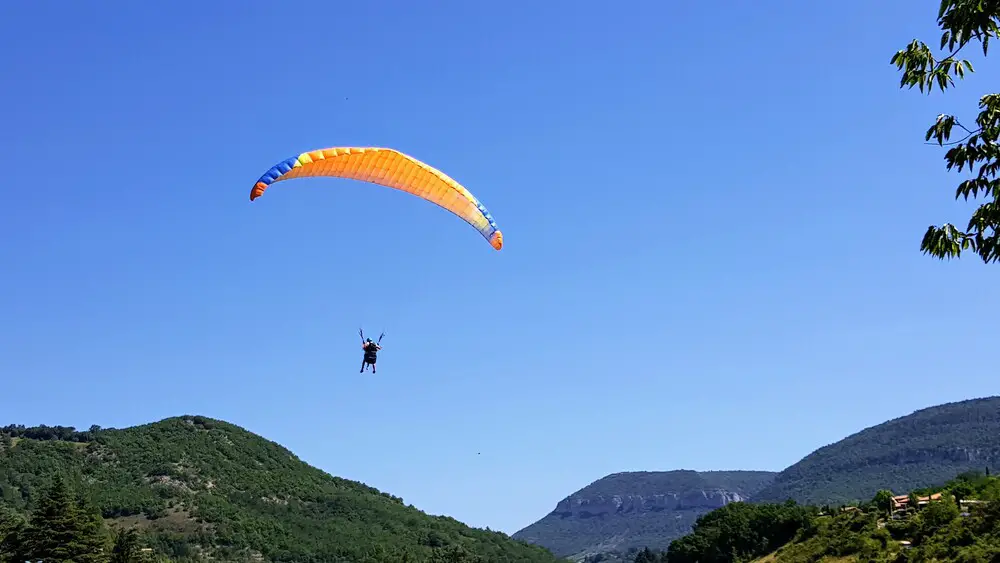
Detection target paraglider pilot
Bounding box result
[361,336,382,373]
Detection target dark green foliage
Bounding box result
[110,527,142,563]
[632,547,666,563]
[903,500,1000,562]
[0,424,100,443]
[513,470,776,559]
[0,416,560,563]
[0,504,26,562]
[872,490,894,515]
[579,547,668,563]
[760,470,1000,562]
[664,501,816,563]
[639,469,1000,563]
[1,474,111,563]
[754,396,1000,505]
[768,508,894,563]
[889,0,1000,263]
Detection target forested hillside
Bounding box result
[754,396,1000,505]
[611,469,1000,563]
[0,416,561,563]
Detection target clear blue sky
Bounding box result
[1,0,998,535]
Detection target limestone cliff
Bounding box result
[512,470,776,561]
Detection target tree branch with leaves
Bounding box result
[891,0,1000,263]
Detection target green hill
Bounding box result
[514,396,1000,561]
[753,396,1000,506]
[757,472,1000,563]
[0,415,562,563]
[623,469,1000,563]
[511,470,776,561]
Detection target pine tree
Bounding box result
[0,504,27,563]
[110,527,142,563]
[75,490,112,563]
[18,474,109,562]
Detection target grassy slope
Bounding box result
[758,473,1000,563]
[0,416,561,563]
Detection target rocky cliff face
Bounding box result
[513,470,776,561]
[551,488,750,519]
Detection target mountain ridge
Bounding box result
[753,395,1000,505]
[512,469,777,560]
[514,396,1000,561]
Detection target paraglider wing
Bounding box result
[249,147,503,250]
